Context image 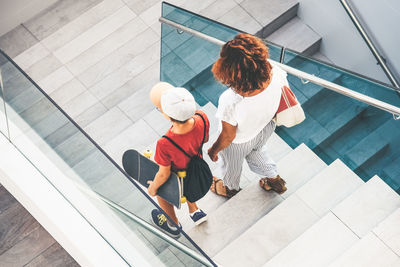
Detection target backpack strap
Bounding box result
[162,135,191,159]
[162,113,207,158]
[195,112,207,147]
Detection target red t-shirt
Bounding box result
[154,110,210,171]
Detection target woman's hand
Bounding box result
[147,181,157,196]
[208,121,237,162]
[208,147,218,162]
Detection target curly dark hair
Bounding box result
[212,33,272,93]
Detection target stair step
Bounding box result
[280,143,327,198]
[265,17,321,55]
[214,158,363,266]
[241,0,299,38]
[312,52,332,64]
[343,128,389,170]
[296,159,364,217]
[265,132,293,161]
[318,106,391,157]
[187,181,283,257]
[328,232,399,267]
[187,143,326,256]
[214,194,319,267]
[7,86,43,114]
[332,176,400,237]
[264,212,358,267]
[373,208,400,256]
[276,112,331,149]
[383,157,400,190]
[304,90,368,134]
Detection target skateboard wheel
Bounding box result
[177,171,187,178]
[181,196,187,203]
[143,149,153,159]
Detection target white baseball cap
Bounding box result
[161,87,196,121]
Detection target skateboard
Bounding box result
[122,149,183,208]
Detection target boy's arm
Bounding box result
[147,165,171,196]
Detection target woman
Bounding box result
[208,33,287,198]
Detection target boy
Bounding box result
[147,82,210,238]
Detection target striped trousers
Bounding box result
[217,121,278,190]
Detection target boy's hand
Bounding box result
[147,181,157,196]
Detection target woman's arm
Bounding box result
[208,121,237,161]
[147,165,171,196]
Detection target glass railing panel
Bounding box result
[160,3,400,194]
[113,207,207,267]
[0,61,8,137]
[161,2,283,106]
[0,50,214,265]
[278,50,400,193]
[283,50,400,107]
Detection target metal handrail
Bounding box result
[340,0,399,89]
[159,17,400,119]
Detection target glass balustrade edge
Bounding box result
[6,139,131,266]
[0,48,162,213]
[77,184,215,267]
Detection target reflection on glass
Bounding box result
[160,2,400,194]
[0,47,213,265]
[279,50,400,193]
[0,55,10,138]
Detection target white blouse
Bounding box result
[216,64,287,143]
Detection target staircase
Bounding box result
[1,0,400,266]
[189,104,400,267]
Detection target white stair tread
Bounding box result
[296,159,364,216]
[187,143,325,256]
[332,175,400,237]
[214,194,319,267]
[265,17,321,53]
[280,143,327,198]
[264,212,358,267]
[373,208,400,256]
[239,132,293,182]
[187,181,283,256]
[328,232,399,267]
[175,190,228,232]
[265,132,293,161]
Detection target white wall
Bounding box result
[350,0,400,84]
[297,0,394,85]
[0,0,58,36]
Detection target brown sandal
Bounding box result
[210,178,240,199]
[259,175,287,194]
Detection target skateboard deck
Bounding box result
[122,149,182,208]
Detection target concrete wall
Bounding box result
[297,0,398,85]
[350,0,400,85]
[0,0,58,36]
